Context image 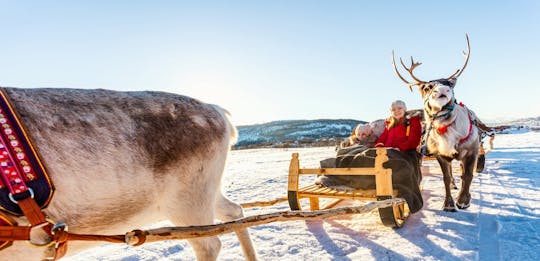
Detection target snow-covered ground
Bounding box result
[67,131,540,260]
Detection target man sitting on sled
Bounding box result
[339,119,385,148]
[317,100,424,213]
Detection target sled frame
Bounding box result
[287,148,409,228]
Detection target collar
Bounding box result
[436,117,455,134]
[433,102,474,143]
[427,100,456,121]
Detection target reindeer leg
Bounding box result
[451,176,458,190]
[456,154,476,209]
[437,156,456,212]
[450,167,458,190]
[165,196,222,261]
[215,194,257,261]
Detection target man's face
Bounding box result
[356,125,372,139]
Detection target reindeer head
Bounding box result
[391,34,470,110]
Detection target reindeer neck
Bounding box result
[426,98,457,121]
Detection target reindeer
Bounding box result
[391,35,480,212]
[0,88,257,260]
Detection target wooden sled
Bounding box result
[287,148,410,228]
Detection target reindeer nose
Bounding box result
[438,86,451,94]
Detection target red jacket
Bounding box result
[375,115,421,151]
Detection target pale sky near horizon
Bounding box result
[1,1,538,125]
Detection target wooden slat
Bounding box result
[300,184,320,193]
[309,197,320,210]
[319,187,333,194]
[312,186,328,194]
[298,188,398,200]
[299,168,376,175]
[287,153,300,191]
[321,199,344,210]
[291,148,401,209]
[335,190,349,196]
[374,149,393,197]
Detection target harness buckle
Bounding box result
[51,222,68,236]
[8,188,35,204]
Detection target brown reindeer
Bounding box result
[0,88,257,260]
[391,35,480,212]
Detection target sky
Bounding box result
[0,1,539,125]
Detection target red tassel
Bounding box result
[437,125,448,134]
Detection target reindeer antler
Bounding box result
[391,51,425,91]
[400,56,425,83]
[447,34,470,79]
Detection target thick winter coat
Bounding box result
[376,115,422,152]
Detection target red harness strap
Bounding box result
[459,111,474,144]
[435,102,473,144]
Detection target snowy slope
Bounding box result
[235,119,363,149]
[66,131,540,260]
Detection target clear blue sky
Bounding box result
[1,1,538,125]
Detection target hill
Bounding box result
[233,115,540,149]
[507,116,540,129]
[234,119,364,149]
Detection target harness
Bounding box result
[0,90,167,259]
[0,89,65,258]
[0,90,126,259]
[421,100,474,156]
[459,111,474,144]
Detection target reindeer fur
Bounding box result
[421,81,479,211]
[392,34,481,211]
[0,87,257,260]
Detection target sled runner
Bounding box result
[287,148,410,228]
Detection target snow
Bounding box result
[66,131,540,260]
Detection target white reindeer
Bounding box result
[392,35,481,211]
[0,88,257,260]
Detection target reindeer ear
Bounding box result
[447,77,457,88]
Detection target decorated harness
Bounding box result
[0,89,65,258]
[421,94,474,156]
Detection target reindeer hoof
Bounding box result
[443,206,457,212]
[443,197,456,212]
[457,193,471,209]
[456,202,470,209]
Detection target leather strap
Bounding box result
[0,226,31,241]
[17,197,48,226]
